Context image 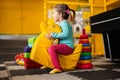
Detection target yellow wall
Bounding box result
[0,0,44,34]
[0,0,120,34]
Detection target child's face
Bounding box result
[52,9,61,22]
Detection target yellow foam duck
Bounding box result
[30,20,82,70]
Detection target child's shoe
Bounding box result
[49,68,62,74]
[40,66,47,69]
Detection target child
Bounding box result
[44,4,75,74]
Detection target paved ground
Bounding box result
[0,56,120,80]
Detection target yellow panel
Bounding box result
[46,0,89,2]
[0,0,44,34]
[91,34,105,56]
[44,0,90,21]
[92,7,105,16]
[93,0,104,6]
[84,22,91,34]
[82,11,90,20]
[22,0,44,34]
[0,0,21,34]
[106,1,120,10]
[106,0,119,6]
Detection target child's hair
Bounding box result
[54,4,75,24]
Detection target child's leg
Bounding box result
[48,44,74,71]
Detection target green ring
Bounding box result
[81,52,91,56]
[24,52,30,58]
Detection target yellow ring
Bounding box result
[78,60,91,64]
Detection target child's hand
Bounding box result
[46,33,52,39]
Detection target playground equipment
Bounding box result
[15,20,92,71]
[30,20,82,70]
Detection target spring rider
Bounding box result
[15,20,82,71]
[30,20,82,71]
